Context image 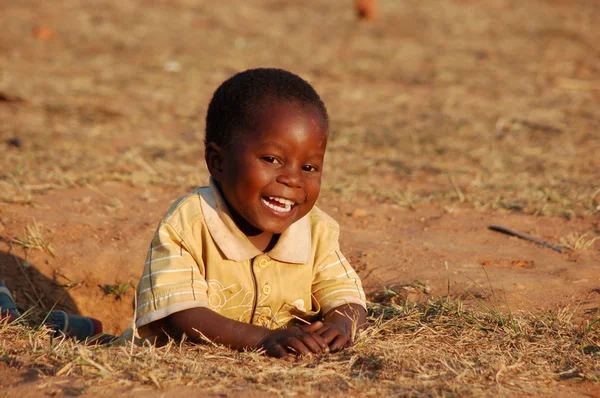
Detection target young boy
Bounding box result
[134,68,366,358]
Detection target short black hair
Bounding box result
[205,68,329,148]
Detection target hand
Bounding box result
[257,321,330,358]
[315,322,352,352]
[319,304,367,352]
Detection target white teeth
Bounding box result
[268,196,295,206]
[262,197,294,213]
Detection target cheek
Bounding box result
[236,163,273,193]
[305,178,322,201]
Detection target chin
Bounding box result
[254,209,303,235]
[262,224,291,235]
[257,218,296,235]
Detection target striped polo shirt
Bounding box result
[135,179,366,337]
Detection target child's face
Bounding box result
[210,100,328,235]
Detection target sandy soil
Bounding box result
[1,0,599,395]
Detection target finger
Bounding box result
[299,321,323,333]
[328,335,348,352]
[346,334,356,347]
[287,339,313,356]
[315,324,333,336]
[268,344,289,359]
[283,353,296,362]
[319,328,342,345]
[302,327,330,349]
[310,332,330,351]
[300,334,329,353]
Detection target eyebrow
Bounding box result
[258,141,287,150]
[258,141,326,159]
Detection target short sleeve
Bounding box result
[312,248,367,315]
[135,223,209,332]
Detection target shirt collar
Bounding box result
[199,178,311,264]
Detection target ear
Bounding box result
[205,142,225,180]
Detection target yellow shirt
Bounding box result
[135,180,366,336]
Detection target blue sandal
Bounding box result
[0,282,21,324]
[44,310,105,342]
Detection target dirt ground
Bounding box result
[1,0,599,396]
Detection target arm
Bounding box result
[158,307,329,358]
[311,242,368,352]
[317,303,367,352]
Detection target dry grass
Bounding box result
[1,298,598,396]
[9,219,55,257]
[560,233,600,252]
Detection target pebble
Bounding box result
[350,208,368,218]
[356,0,377,20]
[164,61,182,73]
[6,137,22,148]
[33,25,57,40]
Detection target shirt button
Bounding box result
[262,284,271,295]
[258,258,269,269]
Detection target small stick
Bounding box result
[556,77,600,91]
[488,225,563,253]
[291,314,311,325]
[448,174,466,203]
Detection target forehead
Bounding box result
[237,99,328,148]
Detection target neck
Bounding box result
[216,183,279,252]
[248,233,279,253]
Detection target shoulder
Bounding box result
[308,206,339,231]
[160,187,211,234]
[307,206,341,248]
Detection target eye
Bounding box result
[302,164,319,172]
[261,156,280,164]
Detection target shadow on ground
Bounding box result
[0,250,80,320]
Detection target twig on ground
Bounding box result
[448,173,466,203]
[488,225,563,253]
[556,77,600,91]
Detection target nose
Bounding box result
[276,165,303,189]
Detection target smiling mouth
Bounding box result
[261,196,296,214]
